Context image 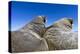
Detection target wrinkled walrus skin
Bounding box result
[10,17,78,53]
[11,16,48,52]
[43,18,78,50]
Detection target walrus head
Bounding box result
[55,18,73,31]
[32,16,47,25]
[19,16,47,32]
[47,18,73,31]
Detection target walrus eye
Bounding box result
[70,20,73,24]
[42,16,46,23]
[44,18,46,23]
[67,19,73,24]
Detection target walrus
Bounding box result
[43,18,78,50]
[11,16,48,52]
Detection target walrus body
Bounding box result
[43,18,78,50]
[11,16,48,52]
[10,17,78,52]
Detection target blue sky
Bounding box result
[9,1,78,31]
